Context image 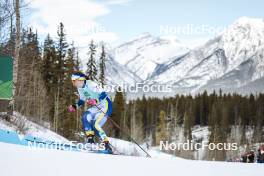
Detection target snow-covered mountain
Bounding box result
[111,33,189,80]
[105,55,142,86]
[80,42,142,87]
[91,17,264,95]
[146,17,264,94]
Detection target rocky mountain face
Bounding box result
[104,17,264,96]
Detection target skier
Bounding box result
[68,72,113,153]
[247,150,255,163]
[257,146,264,163]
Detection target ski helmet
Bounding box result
[71,72,86,81]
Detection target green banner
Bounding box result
[0,56,13,99]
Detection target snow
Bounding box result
[109,137,178,158]
[0,112,68,143]
[0,112,174,159]
[0,141,263,176]
[112,33,189,80]
[147,17,264,94]
[0,118,17,131]
[221,17,264,73]
[0,112,263,176]
[75,17,264,95]
[104,56,143,86]
[192,126,209,141]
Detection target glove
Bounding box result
[99,91,107,101]
[87,99,97,106]
[68,105,76,112]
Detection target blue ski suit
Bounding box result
[76,80,112,141]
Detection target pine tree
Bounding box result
[42,34,57,92]
[65,42,76,78]
[200,91,209,126]
[86,40,97,81]
[62,42,80,139]
[57,23,68,58]
[15,28,50,123]
[56,22,68,85]
[74,51,81,72]
[99,44,106,87]
[130,102,144,142]
[64,42,77,102]
[183,100,195,141]
[112,87,125,138]
[54,22,68,133]
[156,110,167,145]
[1,27,16,56]
[221,100,231,135]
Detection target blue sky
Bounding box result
[27,0,264,48]
[97,0,264,44]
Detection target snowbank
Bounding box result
[0,113,263,176]
[0,112,68,142]
[0,142,262,176]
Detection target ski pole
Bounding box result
[95,104,152,158]
[108,118,151,158]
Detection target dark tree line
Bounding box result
[113,91,264,152]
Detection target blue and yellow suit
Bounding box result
[76,80,112,141]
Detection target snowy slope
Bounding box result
[81,42,142,86]
[0,112,68,142]
[111,33,189,80]
[237,76,264,93]
[148,17,264,94]
[0,115,262,175]
[105,55,142,86]
[198,17,264,93]
[0,112,172,158]
[0,141,263,176]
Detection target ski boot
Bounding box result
[103,139,113,154]
[85,131,95,144]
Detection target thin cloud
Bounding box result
[106,0,132,6]
[28,0,119,47]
